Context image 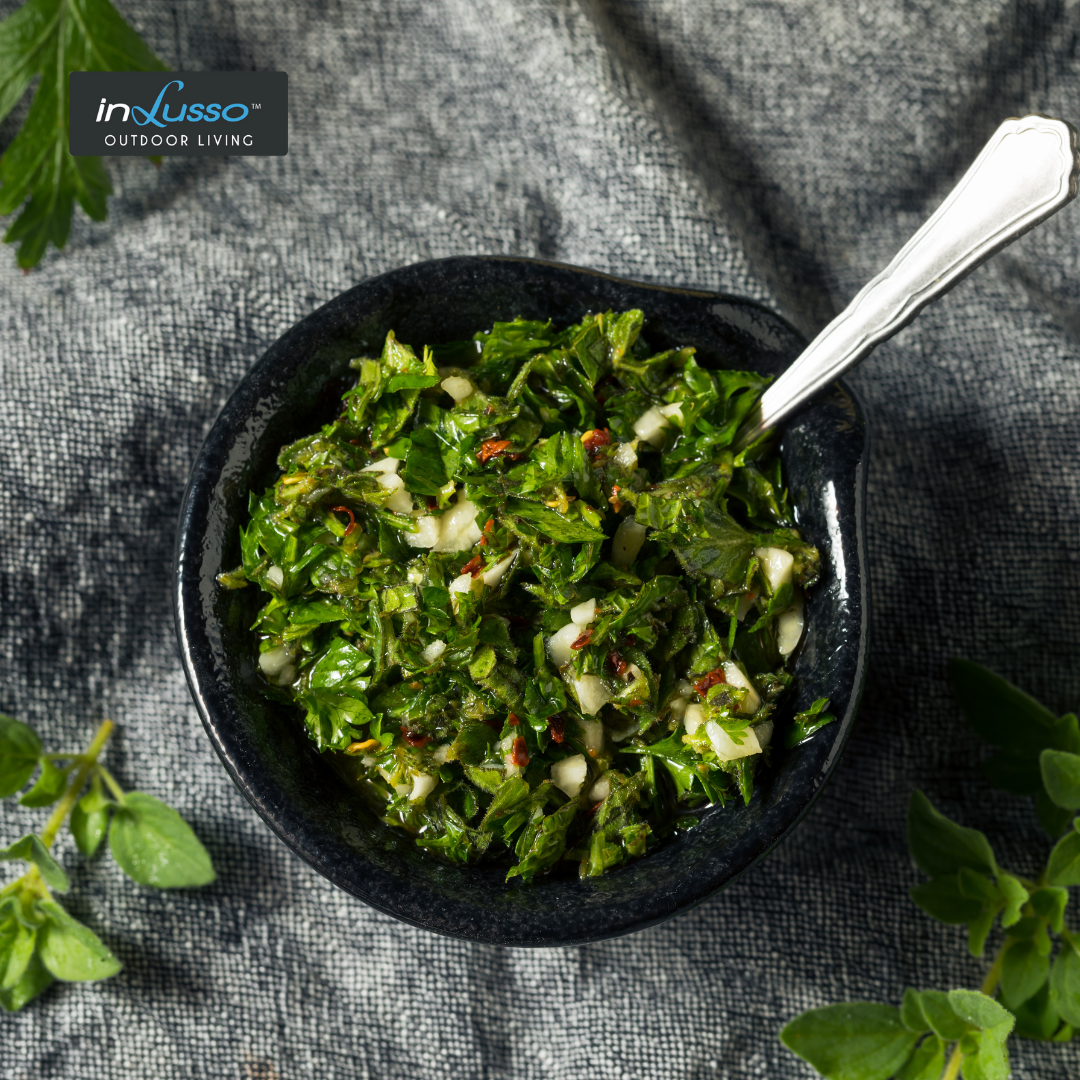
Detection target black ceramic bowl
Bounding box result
[174,256,868,946]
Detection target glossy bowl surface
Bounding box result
[174,256,868,946]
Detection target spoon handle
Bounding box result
[735,114,1080,450]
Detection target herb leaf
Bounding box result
[1049,936,1080,1027]
[107,792,215,889]
[908,874,982,924]
[19,757,67,807]
[0,953,52,1012]
[0,833,70,892]
[0,912,36,991]
[894,1036,944,1080]
[1001,940,1051,1010]
[1046,829,1080,887]
[949,659,1060,755]
[1040,749,1080,810]
[0,713,42,797]
[0,0,167,269]
[34,899,120,982]
[69,794,109,857]
[907,790,998,880]
[1030,886,1068,933]
[779,1003,919,1080]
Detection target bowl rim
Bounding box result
[174,255,870,945]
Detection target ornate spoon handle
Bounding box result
[735,114,1080,450]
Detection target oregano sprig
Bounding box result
[0,713,214,1012]
[0,0,167,269]
[780,660,1080,1079]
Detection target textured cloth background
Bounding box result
[2,1,1080,1077]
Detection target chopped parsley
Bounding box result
[219,310,830,881]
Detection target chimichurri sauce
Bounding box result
[219,311,832,881]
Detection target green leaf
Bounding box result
[402,425,449,496]
[909,875,982,924]
[907,790,998,879]
[0,713,42,797]
[900,988,930,1034]
[957,1032,1009,1080]
[968,904,998,959]
[779,1003,919,1080]
[1030,886,1068,933]
[0,833,69,893]
[0,912,35,991]
[505,499,607,543]
[915,990,968,1041]
[1037,788,1074,839]
[0,0,168,269]
[70,794,109,857]
[996,872,1028,928]
[35,899,119,982]
[957,867,1000,904]
[1047,829,1080,887]
[1011,979,1061,1041]
[0,952,52,1012]
[668,507,755,585]
[1041,749,1080,809]
[949,658,1059,755]
[1050,938,1080,1027]
[19,757,67,807]
[947,988,1014,1037]
[895,1036,944,1080]
[108,792,215,888]
[785,697,836,748]
[505,798,579,882]
[1001,939,1051,1009]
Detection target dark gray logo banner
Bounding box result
[69,72,288,156]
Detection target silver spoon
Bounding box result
[734,114,1080,451]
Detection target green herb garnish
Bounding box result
[222,310,828,881]
[0,714,214,1011]
[780,659,1080,1078]
[0,0,166,269]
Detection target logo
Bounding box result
[69,72,288,157]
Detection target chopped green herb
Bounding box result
[222,311,822,881]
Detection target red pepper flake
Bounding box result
[628,698,643,707]
[570,627,593,651]
[511,736,529,767]
[693,666,727,697]
[548,715,565,744]
[460,554,485,577]
[477,439,512,463]
[330,505,357,536]
[400,725,430,748]
[608,484,623,513]
[587,800,602,816]
[624,635,638,647]
[480,517,495,546]
[426,496,438,511]
[607,650,628,677]
[507,713,520,727]
[581,427,612,461]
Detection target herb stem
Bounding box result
[39,719,114,849]
[95,763,127,805]
[939,945,1006,1080]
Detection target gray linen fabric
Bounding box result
[2,1,1080,1076]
